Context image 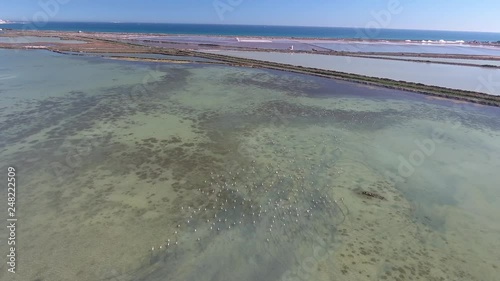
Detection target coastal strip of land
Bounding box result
[1,30,500,107]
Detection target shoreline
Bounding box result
[2,25,500,45]
[1,30,500,107]
[3,29,500,49]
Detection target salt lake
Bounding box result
[1,49,499,281]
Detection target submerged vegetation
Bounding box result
[1,32,500,280]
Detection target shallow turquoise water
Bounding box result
[0,36,85,44]
[1,49,499,281]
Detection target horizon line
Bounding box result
[2,19,500,34]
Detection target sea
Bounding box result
[2,22,500,42]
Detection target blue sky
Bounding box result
[1,0,500,32]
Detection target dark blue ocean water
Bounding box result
[2,22,500,42]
